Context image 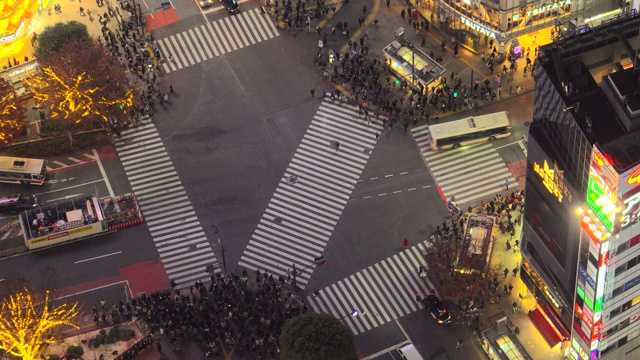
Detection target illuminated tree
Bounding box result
[0,288,79,360]
[280,313,357,360]
[0,78,27,145]
[25,39,139,127]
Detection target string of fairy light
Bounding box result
[23,66,135,124]
[0,289,79,360]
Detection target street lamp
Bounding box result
[339,310,361,320]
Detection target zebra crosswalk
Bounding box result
[158,8,279,73]
[307,242,434,335]
[113,118,220,288]
[238,100,385,289]
[411,124,518,205]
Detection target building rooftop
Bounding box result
[538,13,640,172]
[383,37,446,88]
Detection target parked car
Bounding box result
[0,194,37,214]
[218,0,239,14]
[198,0,214,8]
[424,293,451,324]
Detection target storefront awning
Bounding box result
[527,308,563,347]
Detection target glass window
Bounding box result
[611,306,622,318]
[613,286,624,298]
[629,257,638,269]
[615,264,628,277]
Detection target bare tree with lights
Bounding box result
[0,288,79,360]
[0,78,27,145]
[24,39,139,129]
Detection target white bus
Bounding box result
[430,111,512,150]
[0,156,47,185]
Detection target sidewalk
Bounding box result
[477,200,565,360]
[3,0,124,69]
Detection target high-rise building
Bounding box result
[522,13,640,359]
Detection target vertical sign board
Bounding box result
[586,148,619,232]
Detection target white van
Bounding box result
[396,342,425,360]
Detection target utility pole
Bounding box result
[291,255,326,293]
[213,225,227,273]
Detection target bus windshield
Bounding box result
[0,156,47,185]
[430,112,512,150]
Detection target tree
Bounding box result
[0,288,79,360]
[0,78,27,145]
[24,39,139,128]
[425,231,498,313]
[280,312,357,360]
[35,21,90,58]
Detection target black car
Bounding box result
[424,294,451,324]
[0,194,37,214]
[218,0,239,14]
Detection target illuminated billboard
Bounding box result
[586,148,619,232]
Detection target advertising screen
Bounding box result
[586,149,619,232]
[526,181,570,266]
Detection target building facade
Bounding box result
[415,0,629,53]
[524,14,640,359]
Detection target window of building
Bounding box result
[620,318,631,331]
[617,242,630,255]
[616,264,628,277]
[618,336,628,348]
[629,257,638,269]
[631,235,640,248]
[611,307,622,318]
[613,286,624,298]
[623,300,633,312]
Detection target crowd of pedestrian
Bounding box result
[94,269,308,358]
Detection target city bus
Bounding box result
[429,111,512,150]
[0,156,47,185]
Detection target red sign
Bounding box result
[599,251,609,267]
[592,319,601,340]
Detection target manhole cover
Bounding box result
[274,216,283,224]
[524,121,531,126]
[288,175,298,184]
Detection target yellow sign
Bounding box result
[533,160,572,202]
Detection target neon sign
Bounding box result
[461,16,497,39]
[586,174,616,231]
[628,167,640,186]
[534,160,572,202]
[621,192,640,228]
[526,0,572,18]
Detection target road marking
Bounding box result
[495,140,522,150]
[54,280,133,301]
[68,157,83,163]
[46,193,83,203]
[423,185,431,188]
[74,251,122,264]
[370,177,378,180]
[385,174,393,177]
[393,190,401,194]
[408,188,416,191]
[363,196,371,199]
[395,318,412,343]
[0,279,5,282]
[378,193,387,196]
[400,171,408,175]
[34,179,104,195]
[93,149,115,198]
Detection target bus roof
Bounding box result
[429,111,510,140]
[0,156,46,174]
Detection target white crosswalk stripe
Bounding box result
[158,8,279,73]
[307,243,434,335]
[410,124,518,205]
[112,118,220,288]
[238,100,385,288]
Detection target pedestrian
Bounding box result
[313,290,320,298]
[79,6,85,15]
[513,267,518,277]
[335,141,340,151]
[505,178,510,190]
[310,89,315,97]
[515,239,519,248]
[100,299,106,309]
[508,284,513,295]
[456,338,464,348]
[504,267,509,279]
[401,9,406,20]
[503,285,508,295]
[514,326,520,336]
[506,241,511,251]
[421,38,425,47]
[403,120,408,132]
[156,341,162,352]
[362,5,367,14]
[403,239,409,248]
[375,132,379,140]
[169,85,175,95]
[387,0,391,7]
[512,301,518,313]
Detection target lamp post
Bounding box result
[291,255,326,293]
[339,310,361,320]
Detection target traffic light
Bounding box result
[119,104,124,110]
[453,91,458,98]
[395,79,400,85]
[314,255,326,265]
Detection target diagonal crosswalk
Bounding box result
[307,242,434,335]
[113,118,220,288]
[158,8,279,73]
[238,100,385,289]
[411,124,517,205]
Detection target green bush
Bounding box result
[99,329,107,336]
[108,326,121,340]
[119,329,136,341]
[47,355,61,360]
[65,345,84,357]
